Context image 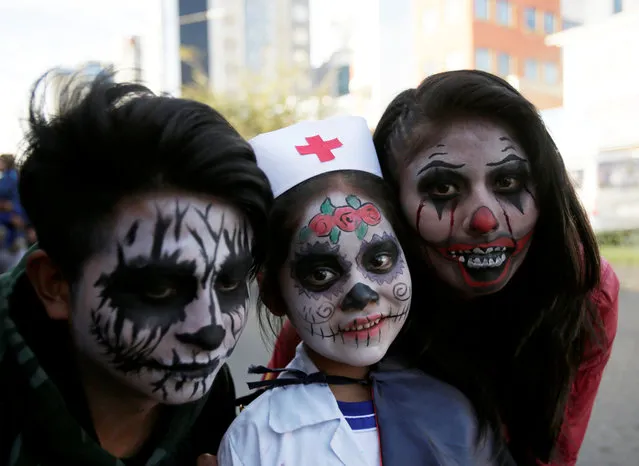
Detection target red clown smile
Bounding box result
[437,230,533,287]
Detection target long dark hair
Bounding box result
[373,70,603,464]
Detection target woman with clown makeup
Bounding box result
[266,71,619,466]
[217,116,514,465]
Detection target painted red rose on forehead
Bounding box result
[299,195,382,243]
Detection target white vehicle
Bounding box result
[568,147,639,233]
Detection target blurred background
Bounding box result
[0,1,638,464]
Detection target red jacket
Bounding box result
[263,260,619,466]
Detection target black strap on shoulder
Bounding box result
[245,365,369,390]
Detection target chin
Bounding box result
[124,370,218,405]
[330,346,389,367]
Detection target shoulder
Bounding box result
[590,258,620,342]
[218,387,282,461]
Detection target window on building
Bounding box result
[543,12,555,33]
[293,28,308,45]
[336,65,350,96]
[496,0,511,26]
[613,0,623,14]
[524,7,536,30]
[475,48,492,72]
[543,62,559,84]
[524,58,538,79]
[497,53,511,76]
[293,49,309,64]
[474,0,488,20]
[292,4,309,22]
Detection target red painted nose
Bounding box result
[469,206,498,233]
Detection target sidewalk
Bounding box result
[613,265,639,292]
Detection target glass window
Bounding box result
[524,59,538,80]
[497,53,511,76]
[543,62,559,84]
[292,4,309,22]
[613,0,623,14]
[475,48,492,72]
[496,0,511,26]
[474,0,488,20]
[524,7,536,30]
[544,12,555,33]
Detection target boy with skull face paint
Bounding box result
[218,117,511,466]
[0,70,273,465]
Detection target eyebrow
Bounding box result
[417,160,466,175]
[486,153,528,167]
[124,258,198,277]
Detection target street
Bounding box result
[227,287,639,465]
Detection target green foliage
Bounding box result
[596,229,639,246]
[180,46,335,139]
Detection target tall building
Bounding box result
[177,0,311,94]
[562,0,639,25]
[414,0,563,110]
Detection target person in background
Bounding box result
[0,69,273,466]
[0,153,27,272]
[264,70,619,466]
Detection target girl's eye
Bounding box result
[306,268,338,287]
[369,253,394,272]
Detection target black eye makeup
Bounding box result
[417,168,465,201]
[490,163,531,195]
[357,232,405,285]
[292,242,352,294]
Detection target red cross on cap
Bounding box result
[295,134,343,163]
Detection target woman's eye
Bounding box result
[428,183,459,199]
[369,253,394,272]
[305,267,338,287]
[495,176,520,192]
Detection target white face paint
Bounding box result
[279,190,411,367]
[71,193,253,404]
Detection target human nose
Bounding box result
[175,324,226,351]
[341,283,379,311]
[465,205,499,236]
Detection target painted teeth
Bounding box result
[464,253,507,268]
[449,246,508,256]
[343,318,381,332]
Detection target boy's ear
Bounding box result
[25,250,72,321]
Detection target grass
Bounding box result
[600,245,639,267]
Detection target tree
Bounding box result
[180,46,336,139]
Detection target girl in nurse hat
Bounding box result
[217,116,514,465]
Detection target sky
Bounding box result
[0,0,359,153]
[0,0,162,153]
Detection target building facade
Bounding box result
[177,0,311,94]
[413,0,563,109]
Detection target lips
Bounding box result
[436,231,533,287]
[147,357,220,380]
